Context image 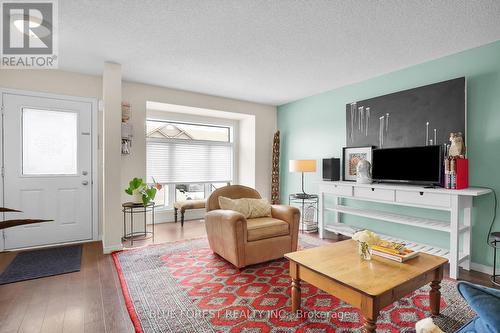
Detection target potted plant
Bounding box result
[124,177,162,206]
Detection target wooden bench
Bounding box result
[173,200,206,227]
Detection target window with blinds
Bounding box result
[146,120,233,184]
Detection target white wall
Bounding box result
[239,116,256,190]
[0,68,277,251]
[102,63,123,252]
[122,81,276,202]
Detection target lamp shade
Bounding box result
[289,159,316,173]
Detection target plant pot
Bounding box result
[131,193,143,204]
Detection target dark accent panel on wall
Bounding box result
[346,77,465,148]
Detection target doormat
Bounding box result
[0,244,82,284]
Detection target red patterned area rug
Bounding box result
[112,236,474,333]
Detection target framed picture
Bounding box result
[342,146,373,181]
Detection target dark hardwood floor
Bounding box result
[0,219,496,333]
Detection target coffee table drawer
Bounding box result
[353,187,395,202]
[395,191,451,208]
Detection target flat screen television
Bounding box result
[372,145,443,186]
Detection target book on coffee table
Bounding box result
[371,241,419,262]
[371,248,419,262]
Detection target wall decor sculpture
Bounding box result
[271,130,280,204]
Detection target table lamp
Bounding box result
[289,160,316,199]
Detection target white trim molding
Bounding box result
[103,243,123,254]
[470,262,494,276]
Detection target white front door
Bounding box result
[1,91,94,250]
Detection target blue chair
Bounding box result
[455,281,500,332]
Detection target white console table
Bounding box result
[318,181,491,279]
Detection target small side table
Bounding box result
[288,194,319,233]
[122,202,155,245]
[490,231,500,287]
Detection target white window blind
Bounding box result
[147,138,233,184]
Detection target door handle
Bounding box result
[82,180,89,185]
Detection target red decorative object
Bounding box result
[456,158,469,190]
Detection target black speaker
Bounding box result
[322,158,340,181]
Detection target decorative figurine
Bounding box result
[356,159,372,184]
[449,132,466,157]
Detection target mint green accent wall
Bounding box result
[278,40,500,267]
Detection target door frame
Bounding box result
[0,88,99,251]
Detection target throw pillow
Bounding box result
[218,197,271,218]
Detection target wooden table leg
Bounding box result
[289,261,301,312]
[430,280,442,315]
[361,296,378,333]
[362,316,377,333]
[291,278,301,312]
[430,266,444,315]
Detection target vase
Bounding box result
[358,241,372,260]
[132,192,143,204]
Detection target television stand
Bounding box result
[317,181,492,279]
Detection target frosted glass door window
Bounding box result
[22,108,78,175]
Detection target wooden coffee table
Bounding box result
[285,240,448,333]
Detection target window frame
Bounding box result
[21,107,80,177]
[146,118,237,212]
[146,119,231,143]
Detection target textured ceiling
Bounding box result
[58,1,500,105]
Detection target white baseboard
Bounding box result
[1,238,97,252]
[103,243,123,254]
[470,262,494,275]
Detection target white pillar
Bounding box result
[462,196,473,271]
[449,195,460,279]
[102,62,123,253]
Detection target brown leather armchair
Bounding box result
[205,185,300,268]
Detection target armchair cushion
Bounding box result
[218,196,271,219]
[456,281,500,333]
[246,217,289,241]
